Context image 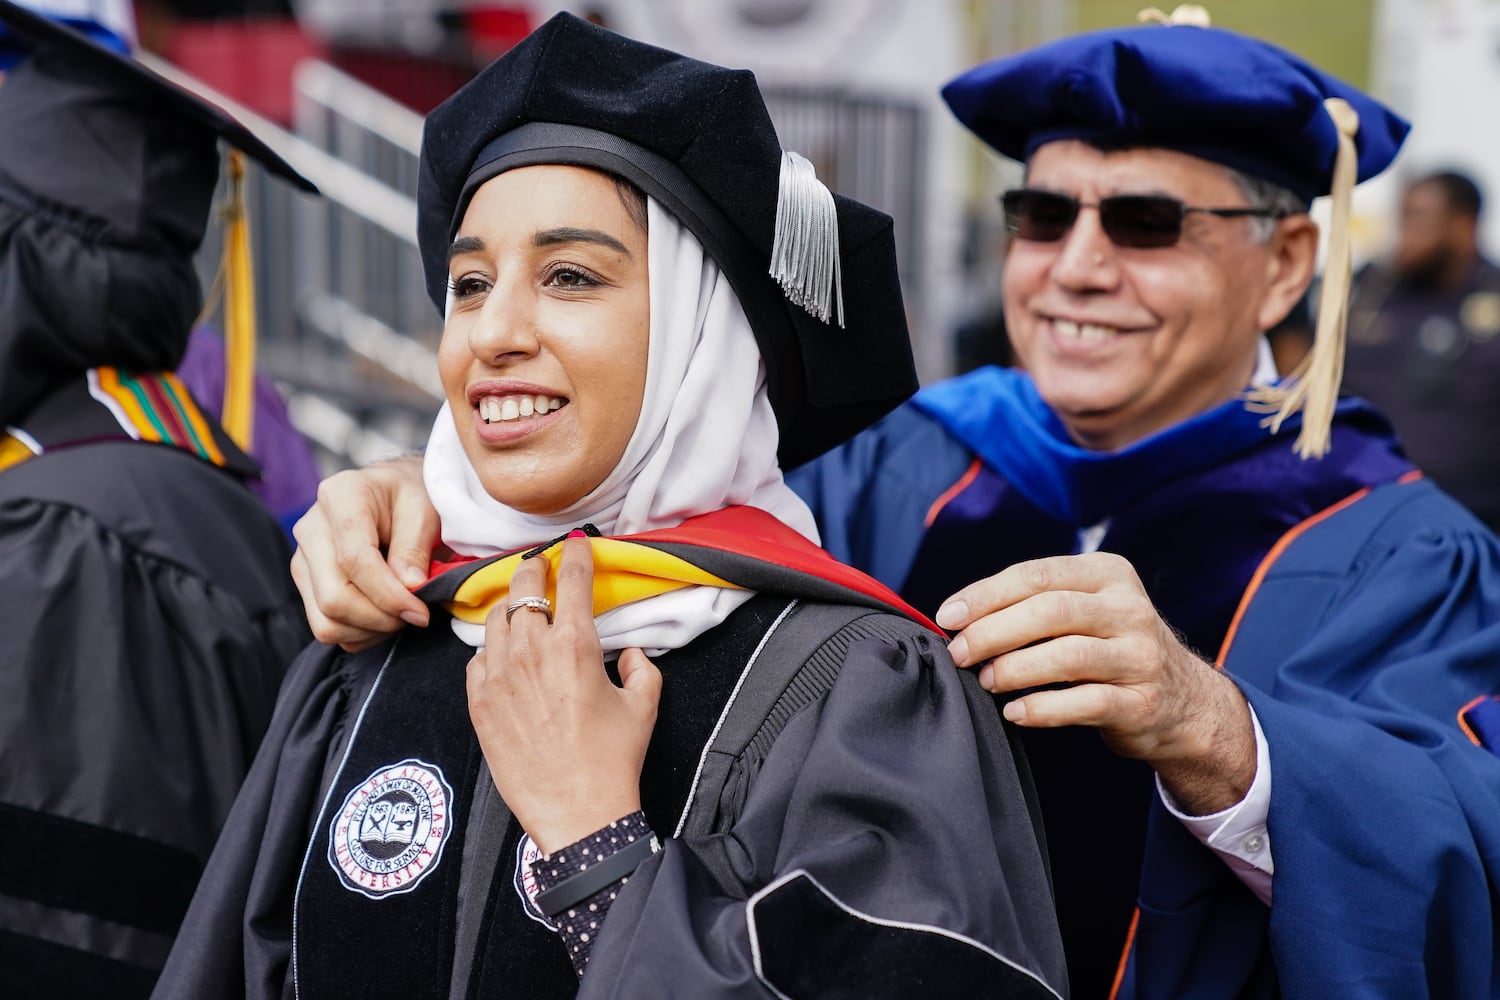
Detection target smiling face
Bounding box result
[440,164,649,514]
[1002,140,1312,450]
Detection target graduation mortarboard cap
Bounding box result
[940,4,1411,459]
[0,0,316,446]
[0,0,315,256]
[417,12,917,469]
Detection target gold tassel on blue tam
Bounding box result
[1246,99,1361,459]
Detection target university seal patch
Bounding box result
[514,834,556,929]
[328,758,454,899]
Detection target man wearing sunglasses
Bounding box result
[285,10,1500,999]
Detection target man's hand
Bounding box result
[290,454,438,651]
[467,535,661,854]
[937,552,1256,815]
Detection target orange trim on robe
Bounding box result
[1108,471,1426,997]
[1217,470,1425,667]
[924,458,982,528]
[1458,694,1488,748]
[1107,907,1141,1000]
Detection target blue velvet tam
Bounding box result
[941,21,1410,202]
[0,0,315,255]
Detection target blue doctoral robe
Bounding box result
[789,365,1500,1000]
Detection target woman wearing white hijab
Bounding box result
[154,15,1067,1000]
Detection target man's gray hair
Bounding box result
[1225,167,1311,242]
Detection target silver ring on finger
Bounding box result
[504,595,553,625]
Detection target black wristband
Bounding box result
[534,832,661,918]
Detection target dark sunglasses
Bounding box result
[1001,188,1293,249]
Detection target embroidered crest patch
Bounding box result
[514,834,556,929]
[328,758,454,899]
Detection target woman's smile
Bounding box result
[467,379,571,444]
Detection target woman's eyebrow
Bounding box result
[533,227,630,255]
[447,228,631,262]
[447,235,485,264]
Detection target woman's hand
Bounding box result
[467,533,663,854]
[290,455,437,651]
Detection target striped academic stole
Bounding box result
[425,505,941,635]
[0,367,258,478]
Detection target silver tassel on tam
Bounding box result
[770,151,845,327]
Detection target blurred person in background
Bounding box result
[284,8,1500,999]
[0,1,325,537]
[1342,169,1500,530]
[0,4,313,995]
[175,327,324,535]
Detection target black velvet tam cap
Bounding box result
[0,0,315,256]
[417,12,917,469]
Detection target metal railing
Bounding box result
[762,85,927,312]
[294,60,433,346]
[141,53,440,470]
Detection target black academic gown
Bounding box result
[152,518,1068,1000]
[0,427,308,998]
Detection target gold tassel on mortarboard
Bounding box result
[1244,98,1360,459]
[220,148,256,451]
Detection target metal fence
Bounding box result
[285,60,439,469]
[763,85,927,313]
[143,53,440,470]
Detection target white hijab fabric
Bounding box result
[424,197,819,651]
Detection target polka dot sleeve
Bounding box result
[532,811,655,976]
